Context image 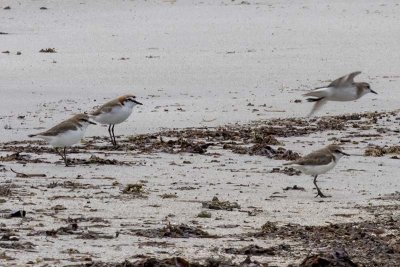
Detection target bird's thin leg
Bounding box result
[111,124,117,146]
[108,125,114,146]
[63,147,69,167]
[55,148,66,161]
[313,175,327,198]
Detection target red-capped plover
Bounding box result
[91,95,142,146]
[28,114,96,166]
[284,144,349,198]
[304,71,377,116]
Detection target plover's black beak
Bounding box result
[370,89,378,94]
[133,100,143,105]
[341,151,350,156]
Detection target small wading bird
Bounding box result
[28,114,96,166]
[91,95,142,146]
[284,144,349,198]
[304,71,377,116]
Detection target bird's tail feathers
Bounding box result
[307,97,325,102]
[28,134,37,138]
[303,87,330,98]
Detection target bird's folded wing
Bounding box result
[91,99,120,115]
[290,151,334,166]
[328,71,361,87]
[39,120,78,136]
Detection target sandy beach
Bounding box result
[0,0,399,266]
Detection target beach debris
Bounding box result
[202,196,240,211]
[66,155,127,165]
[254,215,400,266]
[52,204,67,211]
[250,144,300,160]
[299,248,357,267]
[86,257,201,267]
[244,207,263,216]
[178,139,212,154]
[10,168,46,178]
[270,167,301,176]
[260,221,278,234]
[197,211,212,218]
[364,145,400,157]
[223,143,300,160]
[44,223,78,237]
[374,191,400,201]
[39,48,57,53]
[9,210,26,218]
[160,193,178,199]
[126,135,212,154]
[0,242,35,251]
[122,183,148,198]
[225,244,276,256]
[0,152,26,162]
[0,185,11,196]
[47,180,99,190]
[283,185,305,191]
[84,155,125,165]
[252,133,281,145]
[133,223,215,238]
[77,231,114,240]
[0,152,45,164]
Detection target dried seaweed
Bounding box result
[133,223,216,238]
[254,214,400,266]
[87,256,268,267]
[39,48,56,53]
[122,183,148,198]
[202,196,240,211]
[270,167,301,176]
[365,145,400,157]
[224,244,277,256]
[299,248,357,267]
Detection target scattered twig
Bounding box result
[10,168,46,178]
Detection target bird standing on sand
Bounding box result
[284,144,349,198]
[304,71,377,116]
[28,114,96,166]
[91,95,142,146]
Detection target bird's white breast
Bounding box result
[292,160,337,176]
[329,85,359,101]
[93,105,133,125]
[38,127,87,147]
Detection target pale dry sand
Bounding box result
[0,0,399,266]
